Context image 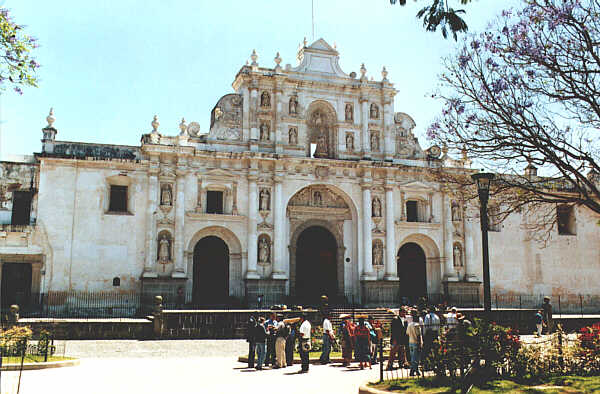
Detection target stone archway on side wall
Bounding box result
[398,233,442,295]
[186,226,243,298]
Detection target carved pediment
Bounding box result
[399,181,434,191]
[288,185,348,209]
[201,169,236,179]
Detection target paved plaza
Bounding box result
[1,340,379,394]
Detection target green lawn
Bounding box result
[1,355,74,365]
[369,375,600,393]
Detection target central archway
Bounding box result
[295,226,338,304]
[192,236,229,306]
[397,242,427,304]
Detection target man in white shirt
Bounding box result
[319,313,334,364]
[406,310,423,377]
[298,314,311,373]
[445,307,458,331]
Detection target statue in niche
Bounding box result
[259,189,270,211]
[453,244,463,267]
[372,197,382,217]
[373,242,384,266]
[452,203,462,221]
[160,185,172,206]
[260,122,269,141]
[314,131,328,157]
[346,133,354,151]
[258,237,270,263]
[313,191,323,206]
[345,104,353,121]
[260,91,270,107]
[289,127,298,145]
[158,236,171,262]
[371,132,379,151]
[370,104,379,119]
[289,96,298,115]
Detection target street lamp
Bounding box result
[471,172,495,316]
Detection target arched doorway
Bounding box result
[397,242,427,304]
[295,226,338,304]
[192,236,229,306]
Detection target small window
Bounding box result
[206,191,224,214]
[557,205,576,235]
[109,185,128,213]
[112,277,121,287]
[11,191,33,225]
[406,201,418,222]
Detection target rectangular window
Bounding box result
[406,201,418,222]
[11,191,33,225]
[557,205,576,235]
[109,185,128,213]
[206,191,224,214]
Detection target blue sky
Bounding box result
[1,0,522,158]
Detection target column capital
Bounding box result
[384,184,395,192]
[360,183,372,191]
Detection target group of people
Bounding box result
[246,312,313,373]
[386,306,471,377]
[339,314,384,369]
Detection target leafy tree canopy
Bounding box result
[0,8,39,95]
[390,0,472,40]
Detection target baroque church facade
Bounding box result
[1,39,599,309]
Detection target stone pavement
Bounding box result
[1,340,380,394]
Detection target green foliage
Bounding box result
[390,0,471,40]
[0,7,40,94]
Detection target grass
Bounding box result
[369,375,600,393]
[1,355,74,365]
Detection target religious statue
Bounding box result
[453,244,463,267]
[314,132,328,157]
[259,189,270,211]
[260,122,269,141]
[370,104,379,119]
[158,237,171,262]
[160,185,172,206]
[371,132,379,151]
[313,191,322,206]
[373,242,384,266]
[261,91,270,107]
[451,203,462,221]
[289,96,298,115]
[289,127,298,145]
[372,197,382,217]
[345,103,353,121]
[258,237,270,263]
[346,133,354,151]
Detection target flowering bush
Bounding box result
[574,322,600,375]
[0,325,32,356]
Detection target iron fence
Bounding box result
[1,290,599,319]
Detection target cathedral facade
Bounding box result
[1,39,599,309]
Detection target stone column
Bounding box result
[428,192,434,222]
[246,175,260,279]
[144,163,159,277]
[360,97,370,158]
[443,193,457,280]
[272,177,285,279]
[400,191,406,221]
[361,184,374,279]
[242,87,250,141]
[249,86,259,143]
[465,208,479,281]
[384,185,398,280]
[195,178,203,213]
[383,100,394,160]
[172,169,186,277]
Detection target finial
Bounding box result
[151,115,159,133]
[303,37,308,47]
[274,52,282,66]
[250,49,258,66]
[382,66,388,81]
[46,107,55,128]
[333,41,337,50]
[360,63,367,78]
[179,117,188,136]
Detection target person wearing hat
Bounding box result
[297,314,311,373]
[542,296,553,334]
[339,314,354,366]
[274,313,288,368]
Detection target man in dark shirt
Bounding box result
[386,309,408,370]
[246,315,257,368]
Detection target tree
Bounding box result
[390,0,471,40]
[428,0,600,242]
[0,8,39,95]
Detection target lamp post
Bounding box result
[471,172,495,316]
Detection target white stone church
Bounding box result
[1,39,598,309]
